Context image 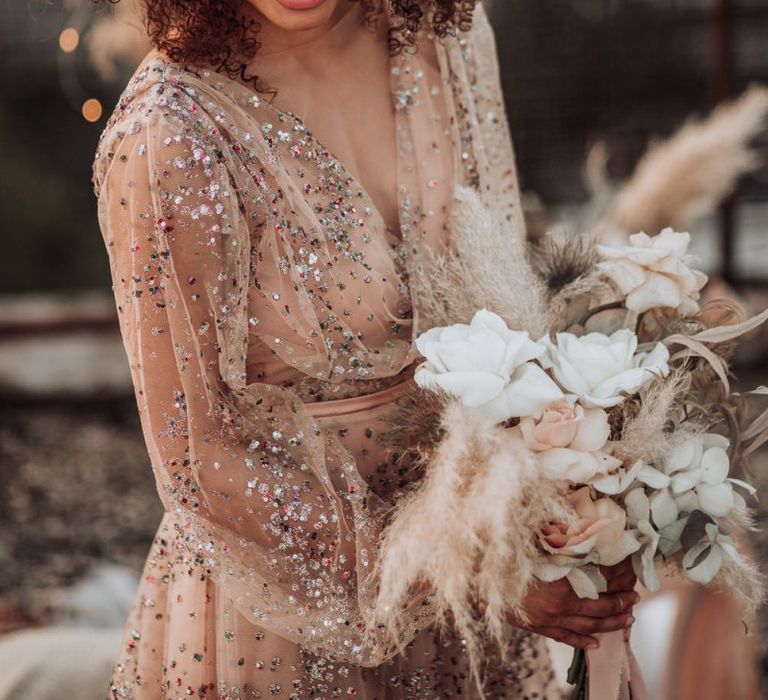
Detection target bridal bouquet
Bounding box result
[374,188,767,698]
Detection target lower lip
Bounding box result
[275,0,325,9]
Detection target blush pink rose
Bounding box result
[519,400,610,452]
[540,487,627,559]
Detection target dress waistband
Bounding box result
[304,377,416,419]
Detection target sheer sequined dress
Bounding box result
[93,3,561,697]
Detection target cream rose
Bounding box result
[519,400,610,452]
[518,400,619,482]
[414,309,563,422]
[597,228,708,315]
[538,329,670,408]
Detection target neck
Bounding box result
[243,1,359,56]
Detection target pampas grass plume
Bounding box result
[416,187,551,337]
[595,85,768,240]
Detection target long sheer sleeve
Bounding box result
[94,109,429,666]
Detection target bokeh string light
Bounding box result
[81,98,103,123]
[59,27,80,53]
[57,4,104,124]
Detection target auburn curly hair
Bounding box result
[140,0,476,87]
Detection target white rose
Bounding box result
[538,329,670,408]
[414,309,563,422]
[597,228,708,315]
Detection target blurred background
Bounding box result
[0,0,767,697]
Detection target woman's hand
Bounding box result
[508,560,639,649]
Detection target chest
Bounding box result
[258,38,400,234]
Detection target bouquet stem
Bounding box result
[567,648,590,700]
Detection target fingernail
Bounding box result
[588,641,599,650]
[625,616,635,627]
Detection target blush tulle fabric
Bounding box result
[94,3,562,697]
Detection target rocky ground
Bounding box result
[0,399,161,622]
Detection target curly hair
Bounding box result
[139,0,477,87]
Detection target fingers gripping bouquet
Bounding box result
[373,188,767,697]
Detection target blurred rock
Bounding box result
[0,293,131,399]
[53,565,138,629]
[0,333,131,397]
[0,403,161,614]
[0,627,121,700]
[0,566,138,699]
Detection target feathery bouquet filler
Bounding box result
[373,186,768,699]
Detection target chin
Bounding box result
[247,0,344,31]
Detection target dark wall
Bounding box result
[489,0,768,202]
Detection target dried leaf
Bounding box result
[688,306,768,344]
[665,334,731,395]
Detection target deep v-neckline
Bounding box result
[253,96,402,243]
[152,7,404,244]
[246,5,402,239]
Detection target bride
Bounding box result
[93,0,638,696]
